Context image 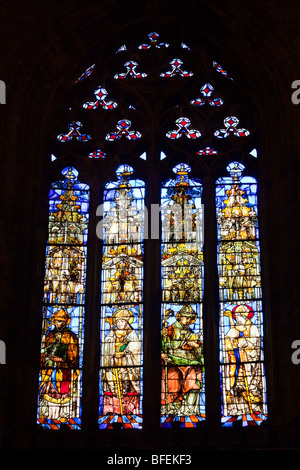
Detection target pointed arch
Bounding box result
[38,27,269,432]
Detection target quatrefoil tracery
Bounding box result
[106,119,141,141]
[166,117,201,140]
[160,58,193,78]
[190,83,224,107]
[57,121,92,142]
[63,38,248,159]
[138,32,169,50]
[214,116,250,138]
[114,61,147,79]
[83,87,118,110]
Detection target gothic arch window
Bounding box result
[38,31,268,431]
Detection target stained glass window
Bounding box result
[214,116,250,139]
[160,58,193,78]
[138,31,169,49]
[75,64,95,83]
[88,149,106,159]
[160,164,205,428]
[38,167,90,429]
[57,121,92,142]
[83,86,118,110]
[197,147,218,156]
[213,61,233,80]
[166,117,201,140]
[216,162,267,427]
[105,119,141,142]
[98,165,145,429]
[190,83,224,107]
[114,61,147,79]
[41,30,269,434]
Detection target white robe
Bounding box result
[101,327,141,395]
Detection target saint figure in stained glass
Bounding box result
[223,304,262,415]
[38,167,89,429]
[161,305,204,416]
[99,165,144,429]
[216,162,267,426]
[101,308,141,416]
[217,165,260,301]
[39,309,79,423]
[160,164,205,428]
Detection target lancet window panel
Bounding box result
[99,165,145,430]
[38,167,90,430]
[160,163,205,428]
[216,162,267,427]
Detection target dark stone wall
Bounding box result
[1,0,300,452]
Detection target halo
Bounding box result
[232,304,254,320]
[112,308,134,324]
